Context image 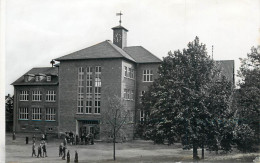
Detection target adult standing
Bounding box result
[64,137,67,147]
[31,143,36,157]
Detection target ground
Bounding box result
[5,133,259,163]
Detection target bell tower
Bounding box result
[112,11,128,49]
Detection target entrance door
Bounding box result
[89,126,94,134]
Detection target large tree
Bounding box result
[141,37,234,159]
[235,46,260,150]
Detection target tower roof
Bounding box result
[111,25,128,32]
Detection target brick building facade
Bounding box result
[12,24,234,140]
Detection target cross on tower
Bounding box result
[116,11,123,25]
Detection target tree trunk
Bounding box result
[202,144,204,159]
[113,127,116,160]
[193,143,199,160]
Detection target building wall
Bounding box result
[135,63,161,124]
[59,59,126,139]
[14,85,59,134]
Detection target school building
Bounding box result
[11,23,234,140]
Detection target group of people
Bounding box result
[64,131,94,145]
[59,143,78,162]
[32,141,47,158]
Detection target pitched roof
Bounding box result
[12,67,58,86]
[55,40,135,62]
[215,60,235,83]
[123,46,162,63]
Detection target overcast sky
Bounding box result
[4,0,260,95]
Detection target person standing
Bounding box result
[26,136,29,144]
[67,150,70,163]
[62,145,66,160]
[42,141,47,157]
[32,143,36,157]
[32,135,36,143]
[37,144,42,158]
[12,132,16,140]
[64,137,67,147]
[74,150,78,163]
[59,143,63,157]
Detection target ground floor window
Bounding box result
[46,108,55,121]
[18,108,28,120]
[32,108,41,120]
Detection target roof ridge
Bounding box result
[55,41,107,61]
[106,41,136,62]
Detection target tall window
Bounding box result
[94,66,101,114]
[32,91,42,101]
[20,91,29,101]
[32,108,41,120]
[18,108,28,120]
[143,70,153,82]
[46,90,56,102]
[140,110,145,123]
[124,66,127,77]
[77,67,84,114]
[46,108,55,121]
[86,67,93,114]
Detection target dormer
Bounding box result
[24,74,35,82]
[46,75,52,82]
[35,73,46,82]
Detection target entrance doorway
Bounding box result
[76,120,100,139]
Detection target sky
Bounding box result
[3,0,260,95]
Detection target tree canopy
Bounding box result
[141,37,234,159]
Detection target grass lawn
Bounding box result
[5,133,259,163]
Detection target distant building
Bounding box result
[11,23,234,139]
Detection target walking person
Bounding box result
[26,136,29,144]
[42,141,47,157]
[37,144,42,158]
[32,143,36,157]
[67,150,70,163]
[59,143,63,157]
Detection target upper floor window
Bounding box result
[18,108,28,120]
[46,108,55,121]
[32,108,41,120]
[32,91,42,101]
[143,70,153,82]
[47,76,51,82]
[124,66,127,77]
[20,91,29,101]
[46,90,56,102]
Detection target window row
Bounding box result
[18,108,56,121]
[124,89,134,100]
[124,66,135,79]
[19,90,56,102]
